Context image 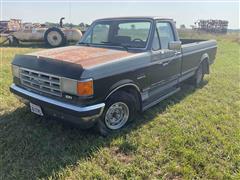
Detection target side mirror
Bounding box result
[168,41,182,51]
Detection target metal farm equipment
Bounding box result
[1,18,82,47]
[194,19,229,34]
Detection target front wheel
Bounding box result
[97,91,136,136]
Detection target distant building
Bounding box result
[193,19,228,33]
[180,24,186,29]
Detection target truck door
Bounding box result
[149,21,182,95]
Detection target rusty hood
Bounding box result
[28,46,134,68]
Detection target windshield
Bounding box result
[80,20,152,49]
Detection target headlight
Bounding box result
[61,78,94,97]
[61,77,78,95]
[11,65,20,78]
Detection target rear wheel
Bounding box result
[189,62,204,87]
[97,91,136,136]
[44,27,66,47]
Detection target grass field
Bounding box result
[0,34,239,179]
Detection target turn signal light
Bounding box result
[77,79,94,96]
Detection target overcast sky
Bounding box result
[1,0,239,29]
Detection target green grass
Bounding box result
[0,34,240,179]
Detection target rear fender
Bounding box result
[200,53,210,74]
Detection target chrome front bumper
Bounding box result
[10,84,105,127]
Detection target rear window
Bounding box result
[117,22,151,42]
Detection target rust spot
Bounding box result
[32,46,134,68]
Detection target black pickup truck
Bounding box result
[10,17,217,135]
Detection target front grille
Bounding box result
[20,68,62,97]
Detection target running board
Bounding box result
[142,87,181,111]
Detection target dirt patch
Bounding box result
[111,146,134,164]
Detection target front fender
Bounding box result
[105,79,141,100]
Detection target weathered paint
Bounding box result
[29,46,134,68]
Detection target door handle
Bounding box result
[157,61,170,66]
[162,62,169,66]
[174,51,181,55]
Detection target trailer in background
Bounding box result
[1,18,83,47]
[193,19,228,34]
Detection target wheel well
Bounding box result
[106,85,142,111]
[202,58,209,74]
[8,35,19,45]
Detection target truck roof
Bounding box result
[95,16,173,21]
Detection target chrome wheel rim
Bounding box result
[47,31,62,46]
[105,102,129,130]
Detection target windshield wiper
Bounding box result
[101,41,129,51]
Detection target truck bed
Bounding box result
[180,38,208,45]
[180,39,217,59]
[179,38,217,82]
[180,39,217,61]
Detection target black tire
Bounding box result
[44,27,66,47]
[97,91,136,136]
[8,36,19,46]
[189,62,204,87]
